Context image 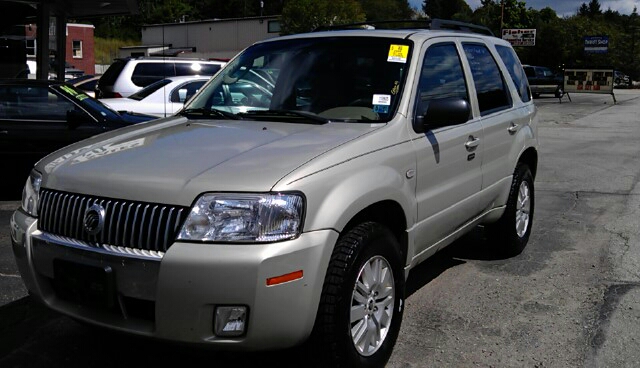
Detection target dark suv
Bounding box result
[524,65,564,98]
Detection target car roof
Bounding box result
[116,57,225,64]
[161,75,211,82]
[257,28,504,47]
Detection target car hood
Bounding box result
[37,117,382,206]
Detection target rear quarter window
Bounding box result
[99,60,126,86]
[131,63,176,87]
[496,45,531,103]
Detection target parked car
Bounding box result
[614,70,630,87]
[0,79,156,199]
[11,20,538,367]
[48,59,85,81]
[523,65,564,98]
[68,75,101,98]
[100,76,210,117]
[96,57,226,98]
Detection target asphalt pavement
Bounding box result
[2,89,640,367]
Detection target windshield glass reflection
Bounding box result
[186,37,412,123]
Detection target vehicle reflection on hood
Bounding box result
[44,137,147,173]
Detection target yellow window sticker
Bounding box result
[388,44,409,63]
[76,94,89,101]
[60,85,78,96]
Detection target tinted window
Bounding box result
[170,80,207,103]
[99,59,126,86]
[496,45,531,103]
[76,78,98,92]
[0,85,76,120]
[415,43,468,118]
[462,43,511,116]
[175,63,221,76]
[523,66,535,77]
[55,84,120,121]
[129,79,172,101]
[131,63,175,87]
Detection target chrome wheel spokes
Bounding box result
[350,256,395,357]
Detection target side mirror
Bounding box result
[414,97,470,133]
[66,109,92,129]
[178,88,188,102]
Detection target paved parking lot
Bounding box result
[1,90,640,367]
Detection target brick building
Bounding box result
[65,24,95,74]
[25,23,95,75]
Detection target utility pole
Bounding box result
[501,0,505,30]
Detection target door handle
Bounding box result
[465,136,480,151]
[508,122,519,135]
[0,130,8,134]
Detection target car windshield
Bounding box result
[185,37,412,123]
[129,78,173,101]
[55,84,121,120]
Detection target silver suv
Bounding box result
[12,20,537,367]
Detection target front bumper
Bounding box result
[11,208,338,350]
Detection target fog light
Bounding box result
[214,306,247,337]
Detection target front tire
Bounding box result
[488,163,534,256]
[312,222,405,368]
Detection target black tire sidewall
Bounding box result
[502,164,535,253]
[316,223,405,368]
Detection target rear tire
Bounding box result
[487,163,534,256]
[311,222,405,368]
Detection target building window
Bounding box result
[26,39,36,57]
[72,40,82,58]
[268,20,281,33]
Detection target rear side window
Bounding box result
[175,63,221,76]
[496,45,531,103]
[131,63,176,87]
[462,43,511,116]
[99,60,126,86]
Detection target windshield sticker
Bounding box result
[60,85,78,96]
[373,105,389,114]
[391,81,400,95]
[76,94,89,101]
[372,94,391,106]
[388,45,409,63]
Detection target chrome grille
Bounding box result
[37,189,189,253]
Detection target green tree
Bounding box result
[423,0,472,20]
[578,0,602,18]
[360,0,413,22]
[281,0,366,34]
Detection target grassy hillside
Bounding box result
[95,37,139,65]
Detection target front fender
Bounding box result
[274,143,416,235]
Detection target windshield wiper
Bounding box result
[178,107,242,120]
[237,109,332,124]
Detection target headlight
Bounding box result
[177,193,304,243]
[21,170,42,217]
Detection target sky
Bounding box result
[408,0,640,16]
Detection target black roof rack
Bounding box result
[312,19,494,36]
